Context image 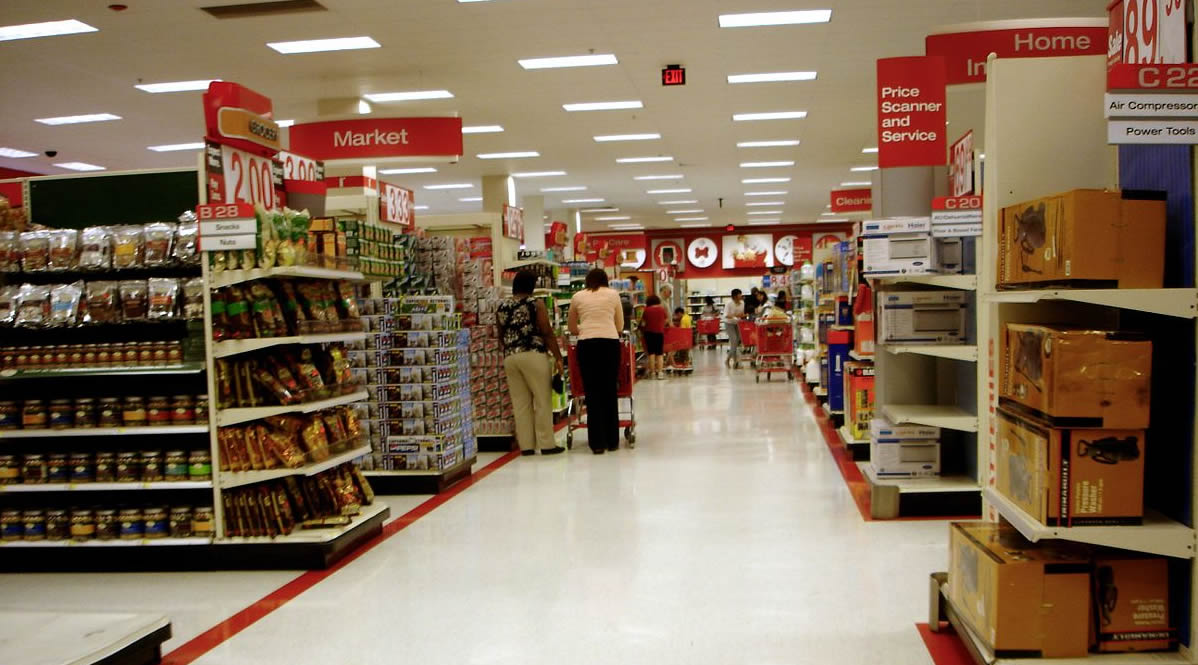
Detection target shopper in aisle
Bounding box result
[724,289,746,368]
[775,290,791,312]
[497,271,566,457]
[702,296,720,345]
[744,287,760,320]
[640,295,668,380]
[568,268,625,454]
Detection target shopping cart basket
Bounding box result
[565,336,637,449]
[738,318,758,364]
[664,326,694,374]
[754,319,794,383]
[696,317,721,349]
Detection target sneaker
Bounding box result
[541,446,566,456]
[656,372,667,380]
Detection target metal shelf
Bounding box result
[209,265,365,289]
[881,404,977,432]
[219,445,371,489]
[986,287,1198,319]
[0,426,209,440]
[847,350,873,361]
[216,390,369,426]
[838,425,868,445]
[821,402,843,416]
[858,462,978,494]
[0,537,213,548]
[0,363,205,381]
[883,344,977,362]
[870,274,977,290]
[983,487,1196,560]
[219,501,388,544]
[213,332,367,358]
[0,481,212,492]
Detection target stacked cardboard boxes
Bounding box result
[869,417,940,477]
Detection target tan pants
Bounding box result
[503,351,555,452]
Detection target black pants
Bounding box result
[577,338,621,450]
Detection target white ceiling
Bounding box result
[0,0,1105,232]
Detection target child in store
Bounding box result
[671,307,693,370]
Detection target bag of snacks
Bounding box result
[249,283,284,338]
[111,226,144,269]
[174,212,199,264]
[143,222,176,266]
[182,277,205,320]
[19,231,49,271]
[300,417,331,461]
[0,231,18,272]
[224,286,254,338]
[289,209,311,265]
[15,283,50,327]
[146,277,179,320]
[46,229,78,271]
[0,285,19,324]
[118,280,149,321]
[262,428,305,468]
[78,227,112,270]
[252,366,298,405]
[49,281,83,326]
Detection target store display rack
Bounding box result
[0,611,172,665]
[857,463,980,520]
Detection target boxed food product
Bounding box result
[1001,323,1151,429]
[845,363,874,441]
[998,189,1165,288]
[1091,554,1172,652]
[870,439,939,477]
[878,291,967,344]
[996,407,1145,526]
[949,522,1091,658]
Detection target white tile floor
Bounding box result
[0,352,948,664]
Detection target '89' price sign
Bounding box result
[379,182,414,228]
[204,140,284,210]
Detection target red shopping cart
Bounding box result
[754,319,794,383]
[565,336,637,449]
[738,319,758,362]
[696,317,721,349]
[664,326,694,374]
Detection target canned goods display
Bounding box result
[0,395,207,431]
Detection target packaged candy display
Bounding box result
[220,462,374,538]
[337,219,407,278]
[0,278,202,328]
[217,406,361,472]
[0,502,213,542]
[0,448,211,485]
[208,206,316,272]
[210,279,362,341]
[0,393,205,431]
[213,344,360,409]
[0,340,185,370]
[9,219,201,274]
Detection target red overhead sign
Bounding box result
[877,56,947,169]
[288,117,464,162]
[949,131,974,197]
[932,195,983,211]
[1107,0,1187,69]
[379,182,415,228]
[202,82,280,158]
[926,22,1107,84]
[830,188,872,213]
[502,203,524,241]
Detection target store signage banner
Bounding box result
[196,202,257,251]
[583,233,646,266]
[379,182,415,228]
[925,23,1107,85]
[1108,119,1198,143]
[278,151,324,182]
[877,56,947,168]
[203,82,280,157]
[1108,63,1198,90]
[722,233,774,269]
[502,204,524,241]
[204,140,284,210]
[1104,93,1198,118]
[1107,0,1187,68]
[931,195,982,235]
[288,117,463,162]
[949,131,974,196]
[687,237,718,268]
[830,188,872,213]
[652,238,685,272]
[545,221,567,253]
[774,235,802,266]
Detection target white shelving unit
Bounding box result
[881,404,978,433]
[215,391,370,427]
[876,274,977,291]
[212,331,368,359]
[219,445,372,489]
[858,462,979,494]
[209,265,365,289]
[882,344,977,362]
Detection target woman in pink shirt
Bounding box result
[568,269,625,454]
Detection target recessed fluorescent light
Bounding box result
[0,19,97,42]
[733,111,808,122]
[737,140,800,148]
[820,212,840,216]
[633,174,683,181]
[414,205,430,210]
[727,71,817,84]
[658,200,697,205]
[54,162,104,171]
[541,186,586,192]
[841,181,871,186]
[718,10,832,28]
[35,113,121,125]
[459,197,483,202]
[667,209,703,214]
[594,133,661,142]
[512,171,566,178]
[742,177,791,184]
[519,54,618,69]
[357,100,371,114]
[745,191,787,196]
[147,142,205,152]
[747,210,782,215]
[477,151,539,159]
[617,156,673,163]
[596,215,631,221]
[862,147,878,153]
[746,201,784,207]
[380,167,437,175]
[0,147,37,158]
[851,166,879,172]
[267,36,380,54]
[276,119,295,127]
[609,224,644,230]
[563,101,643,112]
[562,198,604,204]
[462,125,504,134]
[740,161,794,168]
[135,79,219,93]
[748,220,782,226]
[821,217,849,222]
[363,90,454,102]
[647,188,692,194]
[581,207,619,213]
[424,183,474,190]
[679,223,711,228]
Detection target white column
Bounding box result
[481,174,512,214]
[521,195,545,251]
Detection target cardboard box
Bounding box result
[996,407,1145,526]
[827,330,851,412]
[998,189,1165,288]
[1001,323,1151,429]
[845,363,875,440]
[870,439,939,477]
[878,291,967,344]
[871,416,940,441]
[949,522,1091,658]
[1091,555,1172,652]
[863,233,941,275]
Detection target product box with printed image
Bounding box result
[1001,323,1151,429]
[878,291,967,344]
[863,233,940,276]
[949,521,1091,658]
[870,439,939,477]
[845,363,875,441]
[1091,554,1173,653]
[998,189,1165,289]
[870,416,940,442]
[996,407,1145,526]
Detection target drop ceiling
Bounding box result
[0,0,1105,232]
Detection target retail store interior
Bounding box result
[1,1,1196,664]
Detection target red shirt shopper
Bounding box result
[640,296,669,380]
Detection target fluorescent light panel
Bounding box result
[596,215,631,221]
[742,177,790,184]
[851,165,879,172]
[147,142,205,152]
[740,161,794,168]
[727,71,817,84]
[267,36,380,54]
[862,147,878,153]
[135,79,219,93]
[737,140,799,148]
[658,200,697,205]
[0,147,37,158]
[563,101,643,112]
[462,125,504,134]
[718,10,832,28]
[414,205,430,210]
[647,188,691,194]
[459,197,482,202]
[54,162,104,171]
[363,90,453,102]
[594,133,660,142]
[732,111,807,121]
[667,209,703,214]
[633,174,683,180]
[841,181,871,186]
[476,151,539,159]
[562,198,604,203]
[821,217,849,222]
[581,207,618,213]
[748,220,782,226]
[616,156,673,163]
[512,171,566,178]
[745,201,783,207]
[541,186,586,192]
[276,119,295,127]
[424,183,473,190]
[745,191,787,196]
[679,223,711,228]
[0,19,97,42]
[609,224,644,229]
[35,113,121,125]
[380,167,437,174]
[747,210,782,215]
[357,100,371,114]
[519,54,618,69]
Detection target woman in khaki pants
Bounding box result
[497,270,566,456]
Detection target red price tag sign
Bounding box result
[205,140,281,209]
[948,130,974,197]
[1109,63,1198,90]
[379,182,414,228]
[279,151,324,182]
[197,202,255,220]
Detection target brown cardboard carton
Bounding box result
[1001,323,1151,429]
[1092,554,1173,652]
[996,407,1145,527]
[949,522,1091,658]
[998,189,1165,288]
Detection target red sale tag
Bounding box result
[197,202,255,220]
[1108,63,1198,90]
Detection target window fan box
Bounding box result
[862,233,941,276]
[869,439,940,477]
[878,291,967,344]
[871,417,940,441]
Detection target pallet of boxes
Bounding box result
[454,238,515,447]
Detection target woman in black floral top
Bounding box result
[497,270,565,456]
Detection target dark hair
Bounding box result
[777,290,788,299]
[704,296,715,305]
[731,289,742,297]
[646,295,661,306]
[584,268,608,291]
[674,307,684,314]
[512,270,537,295]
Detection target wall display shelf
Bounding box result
[0,364,206,381]
[219,445,372,489]
[874,274,977,291]
[215,391,370,427]
[0,610,171,665]
[881,404,978,433]
[212,332,368,359]
[882,344,977,363]
[0,426,209,439]
[858,462,981,520]
[208,266,365,289]
[0,538,214,548]
[985,288,1198,319]
[0,481,213,493]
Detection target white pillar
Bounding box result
[481,174,512,214]
[521,195,545,251]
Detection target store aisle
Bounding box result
[175,350,946,665]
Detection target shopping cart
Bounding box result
[754,318,795,383]
[565,336,637,449]
[738,319,758,364]
[696,317,721,349]
[664,326,694,374]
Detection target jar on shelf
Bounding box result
[21,510,45,541]
[0,455,16,485]
[121,397,147,427]
[97,398,121,427]
[48,399,73,430]
[46,453,69,484]
[146,396,171,426]
[143,506,168,539]
[70,452,93,483]
[94,509,118,540]
[94,451,116,482]
[52,347,69,367]
[21,400,46,429]
[70,509,95,542]
[73,398,97,428]
[0,401,19,430]
[140,450,163,482]
[169,506,193,538]
[95,345,111,366]
[21,453,46,484]
[45,509,68,541]
[137,342,154,366]
[82,345,98,366]
[195,395,209,425]
[164,450,188,481]
[67,345,84,366]
[188,450,212,481]
[1,509,22,541]
[169,395,195,425]
[118,508,143,540]
[192,505,214,538]
[115,451,140,482]
[166,342,183,365]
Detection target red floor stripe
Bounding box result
[161,450,521,665]
[916,623,976,665]
[801,382,874,521]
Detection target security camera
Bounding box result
[44,150,57,158]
